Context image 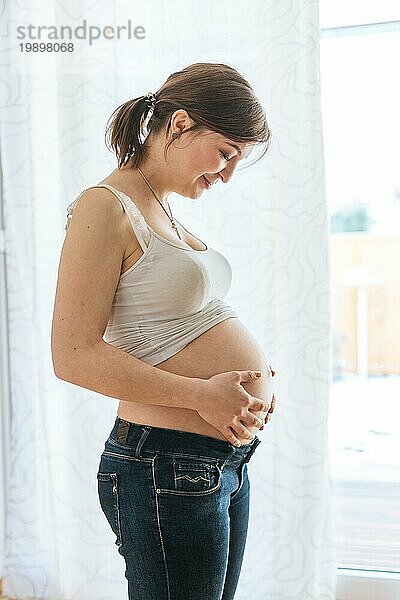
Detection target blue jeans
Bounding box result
[96,416,262,600]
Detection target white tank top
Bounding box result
[66,184,238,365]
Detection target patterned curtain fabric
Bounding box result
[0,0,337,598]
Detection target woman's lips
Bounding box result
[202,175,211,189]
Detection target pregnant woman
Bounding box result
[51,62,277,600]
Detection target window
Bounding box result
[320,3,400,598]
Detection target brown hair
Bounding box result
[105,62,272,170]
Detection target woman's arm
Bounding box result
[54,337,203,409]
[51,187,201,410]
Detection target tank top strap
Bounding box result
[65,183,152,252]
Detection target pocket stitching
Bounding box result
[97,472,123,547]
[102,450,152,463]
[110,473,123,547]
[150,450,222,463]
[231,462,248,502]
[173,459,211,489]
[107,437,132,450]
[157,462,222,497]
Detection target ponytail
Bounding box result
[105,95,154,168]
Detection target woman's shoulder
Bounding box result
[65,184,127,232]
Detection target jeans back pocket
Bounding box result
[97,472,123,547]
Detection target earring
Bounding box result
[172,132,179,139]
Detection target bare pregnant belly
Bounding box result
[117,317,273,446]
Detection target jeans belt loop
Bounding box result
[134,426,152,459]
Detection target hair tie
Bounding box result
[144,92,156,109]
[141,92,157,142]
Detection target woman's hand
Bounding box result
[192,370,270,447]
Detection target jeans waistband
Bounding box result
[109,416,262,464]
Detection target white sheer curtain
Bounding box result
[0,1,337,598]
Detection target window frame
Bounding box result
[320,17,400,598]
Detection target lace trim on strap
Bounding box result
[117,190,152,247]
[65,195,83,231]
[64,186,152,249]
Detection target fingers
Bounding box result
[235,422,255,441]
[268,393,276,414]
[248,394,270,412]
[224,427,243,447]
[250,392,276,418]
[260,394,277,430]
[248,413,264,428]
[237,370,263,382]
[224,421,256,446]
[238,367,276,381]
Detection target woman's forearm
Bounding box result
[53,339,202,410]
